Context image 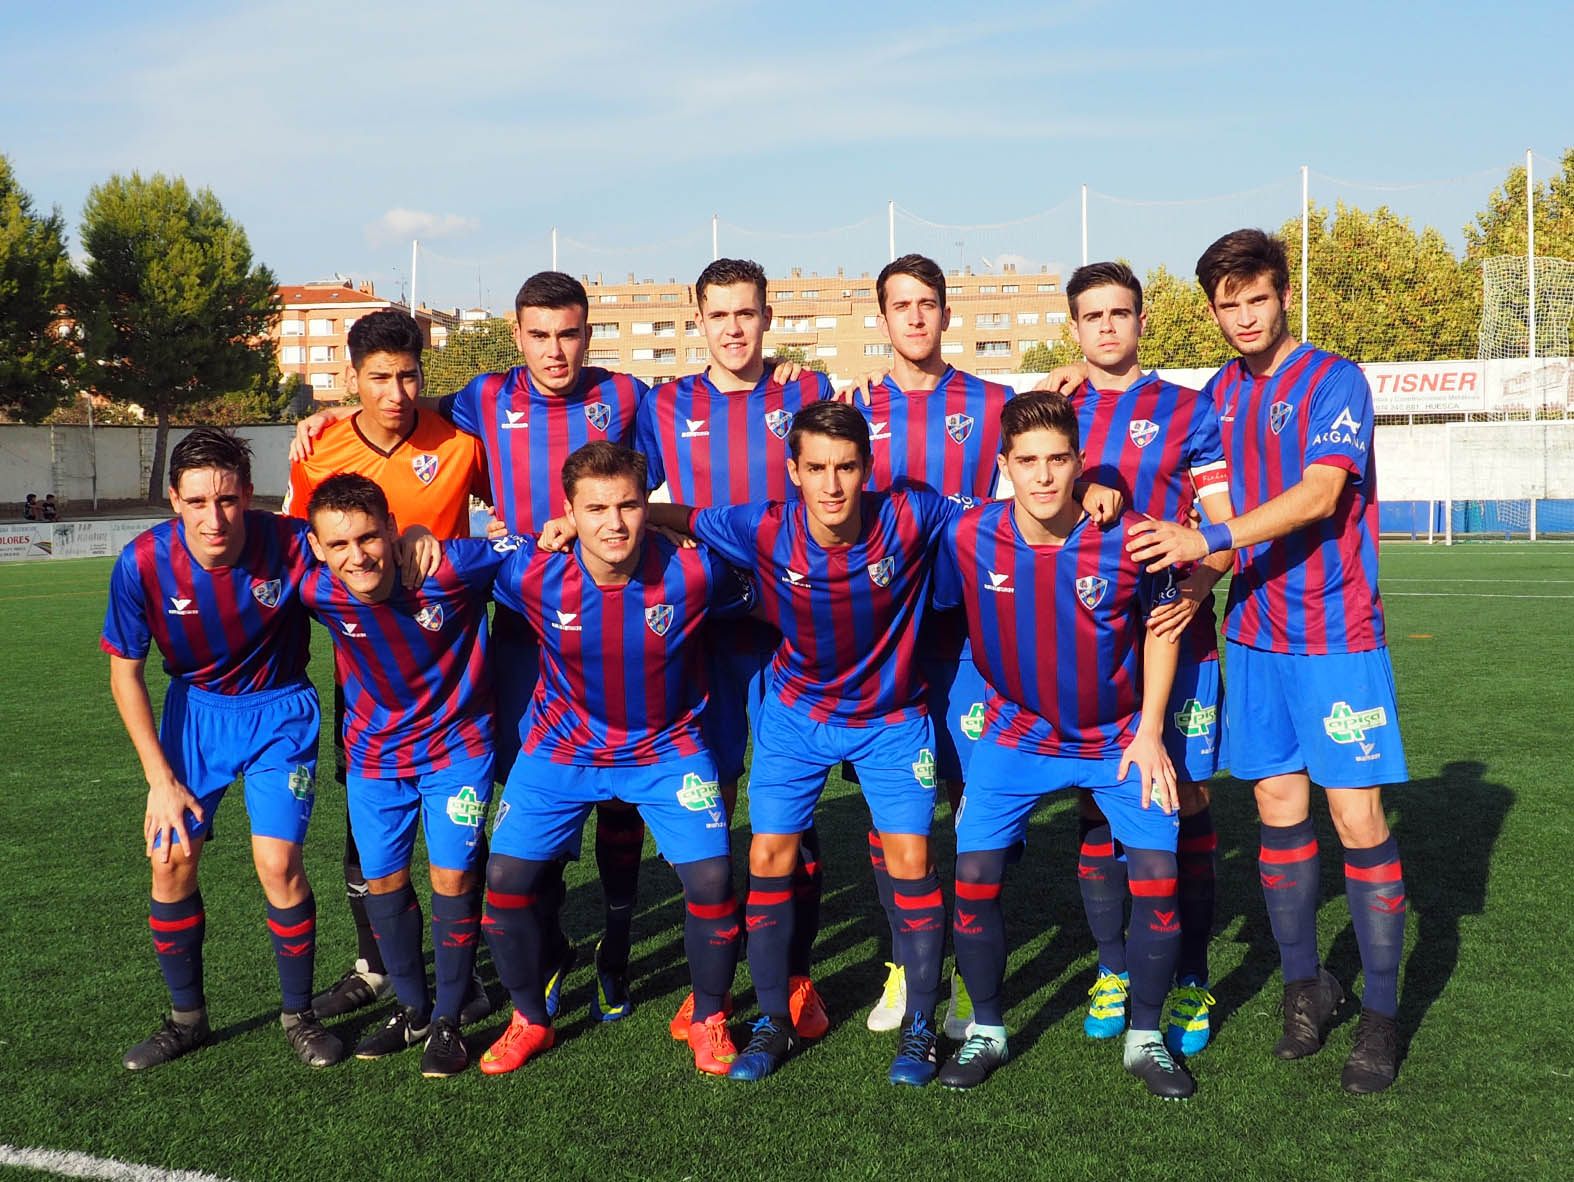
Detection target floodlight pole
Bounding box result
[1301,165,1310,342]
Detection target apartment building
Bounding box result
[275,280,456,403]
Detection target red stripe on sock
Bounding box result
[267,916,315,938]
[955,880,1002,900]
[687,898,737,919]
[748,889,793,907]
[895,889,943,910]
[1080,841,1115,858]
[798,861,821,877]
[1129,877,1178,897]
[1259,840,1318,864]
[149,912,204,933]
[1179,834,1218,853]
[1345,859,1403,883]
[485,889,535,910]
[867,832,884,849]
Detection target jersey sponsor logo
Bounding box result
[911,748,937,791]
[677,771,721,812]
[1269,401,1294,435]
[1310,405,1368,451]
[869,421,890,441]
[415,604,445,632]
[959,701,987,742]
[985,571,1014,594]
[867,556,895,588]
[492,535,523,553]
[1154,576,1180,605]
[288,765,314,801]
[167,596,198,617]
[412,452,441,485]
[1172,698,1217,737]
[552,609,581,632]
[502,409,529,430]
[681,418,709,439]
[1075,575,1108,610]
[338,620,366,638]
[1322,701,1388,746]
[764,408,792,438]
[945,412,974,444]
[947,493,978,509]
[780,568,809,589]
[1331,406,1362,434]
[493,800,510,831]
[585,401,612,432]
[1129,419,1160,448]
[445,785,486,828]
[251,579,282,608]
[645,603,674,636]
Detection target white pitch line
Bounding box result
[0,1145,235,1182]
[1384,592,1574,599]
[1383,578,1574,584]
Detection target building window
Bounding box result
[686,347,708,362]
[815,316,837,329]
[652,374,675,383]
[632,294,651,304]
[864,343,894,357]
[800,289,819,299]
[979,285,997,294]
[1046,311,1068,324]
[1018,340,1040,352]
[1002,284,1019,293]
[773,291,795,300]
[343,317,357,333]
[653,348,676,364]
[281,319,304,337]
[685,320,700,336]
[632,347,655,361]
[853,287,871,297]
[599,294,618,303]
[863,315,878,328]
[654,321,676,337]
[1037,283,1057,293]
[587,350,620,364]
[660,292,680,302]
[816,346,838,358]
[280,346,305,364]
[976,341,1010,357]
[307,318,334,336]
[309,372,335,389]
[590,322,619,338]
[309,345,336,363]
[976,313,1010,330]
[941,341,963,355]
[778,316,811,333]
[632,322,654,336]
[1017,312,1039,326]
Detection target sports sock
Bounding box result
[481,854,550,1024]
[265,893,318,1014]
[149,891,205,1011]
[891,870,946,1021]
[1124,848,1181,1031]
[867,830,899,955]
[745,872,794,1017]
[1259,818,1322,983]
[675,856,739,1020]
[1077,818,1128,974]
[787,827,822,979]
[536,857,570,967]
[430,889,480,1023]
[1175,806,1217,983]
[363,884,428,1018]
[344,811,384,974]
[952,849,1007,1028]
[595,804,644,971]
[1343,835,1406,1017]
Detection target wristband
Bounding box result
[1200,522,1233,554]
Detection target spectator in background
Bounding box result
[23,494,39,521]
[42,494,59,522]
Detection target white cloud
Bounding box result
[367,209,480,246]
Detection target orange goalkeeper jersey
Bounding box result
[283,408,490,540]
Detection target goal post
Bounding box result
[1442,418,1574,542]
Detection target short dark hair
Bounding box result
[786,400,872,465]
[347,309,424,369]
[877,253,946,313]
[305,472,390,530]
[561,441,648,503]
[515,271,589,319]
[1000,391,1080,454]
[1195,228,1289,304]
[1066,261,1142,318]
[695,258,767,310]
[169,427,252,491]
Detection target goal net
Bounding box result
[1443,419,1574,541]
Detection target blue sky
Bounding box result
[5,0,1570,312]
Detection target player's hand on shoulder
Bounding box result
[769,359,805,384]
[654,524,697,549]
[1125,517,1206,571]
[145,775,203,863]
[537,514,578,553]
[1080,481,1124,525]
[289,404,355,462]
[395,525,441,587]
[835,367,889,406]
[1119,729,1177,815]
[1031,363,1088,394]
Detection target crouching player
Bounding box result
[300,474,501,1078]
[103,428,340,1070]
[934,392,1196,1099]
[478,442,752,1076]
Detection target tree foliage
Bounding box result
[77,172,278,500]
[769,344,829,374]
[0,155,77,422]
[1464,147,1574,262]
[422,318,519,398]
[1135,264,1234,370]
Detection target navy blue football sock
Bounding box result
[1077,819,1128,974]
[430,889,479,1024]
[1176,807,1217,983]
[676,856,739,1020]
[344,809,384,973]
[265,894,318,1014]
[788,827,822,979]
[149,892,205,1011]
[745,873,794,1017]
[892,870,946,1021]
[1343,835,1406,1017]
[1124,848,1181,1031]
[595,805,644,971]
[1260,818,1322,983]
[482,854,551,1024]
[953,849,1008,1028]
[868,829,899,955]
[364,885,428,1018]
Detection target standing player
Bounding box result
[477,442,750,1077]
[1126,229,1409,1094]
[284,309,493,1025]
[634,257,834,1040]
[301,474,503,1078]
[1059,262,1236,1058]
[102,428,341,1070]
[934,391,1194,1099]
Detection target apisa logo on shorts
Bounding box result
[1323,701,1387,761]
[645,603,674,636]
[411,453,440,485]
[677,772,722,816]
[288,766,314,801]
[415,604,445,632]
[1075,575,1108,610]
[252,579,281,608]
[911,749,937,791]
[959,702,987,742]
[1269,401,1294,435]
[764,408,792,439]
[1128,419,1160,448]
[445,785,486,828]
[867,556,895,587]
[585,400,612,432]
[945,412,974,444]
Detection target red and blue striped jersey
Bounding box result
[1205,344,1385,654]
[1073,373,1229,665]
[934,504,1177,758]
[691,488,961,726]
[855,367,1010,501]
[440,365,645,533]
[101,513,312,694]
[300,538,506,778]
[635,370,833,504]
[491,534,753,766]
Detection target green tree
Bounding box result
[769,344,829,374]
[77,172,279,501]
[422,318,520,398]
[1017,335,1081,373]
[1464,147,1574,261]
[1136,264,1233,370]
[182,367,307,425]
[0,155,77,422]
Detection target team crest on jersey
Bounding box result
[945,412,974,444]
[411,452,440,485]
[415,604,445,632]
[251,579,281,608]
[1075,575,1108,610]
[585,400,612,432]
[867,556,895,588]
[645,603,674,636]
[1269,401,1294,435]
[1129,419,1160,448]
[764,408,792,438]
